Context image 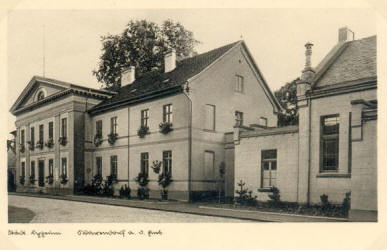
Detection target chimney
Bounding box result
[301,42,315,82]
[338,27,354,43]
[121,66,135,86]
[164,49,176,73]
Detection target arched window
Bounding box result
[37,91,45,101]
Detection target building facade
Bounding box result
[10,41,280,201]
[227,28,377,221]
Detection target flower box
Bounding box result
[107,133,118,145]
[59,137,67,146]
[45,138,54,148]
[60,174,68,184]
[137,126,149,138]
[159,122,173,134]
[36,140,44,150]
[94,134,103,147]
[19,144,25,153]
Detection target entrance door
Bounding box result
[38,160,45,187]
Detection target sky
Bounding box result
[7,8,376,133]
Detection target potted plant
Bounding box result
[19,176,25,185]
[159,122,173,134]
[58,136,67,146]
[45,138,54,148]
[45,174,54,185]
[19,143,25,153]
[94,134,103,147]
[107,133,118,145]
[135,172,149,200]
[158,170,173,200]
[151,160,162,174]
[60,173,68,184]
[137,125,149,138]
[36,140,44,150]
[27,141,34,151]
[29,175,35,185]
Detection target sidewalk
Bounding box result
[9,192,348,222]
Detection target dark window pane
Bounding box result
[262,150,277,159]
[271,161,277,170]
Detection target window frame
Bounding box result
[110,155,118,178]
[320,114,340,172]
[235,75,244,93]
[48,159,54,176]
[21,129,25,145]
[96,120,103,136]
[140,152,149,177]
[21,162,26,179]
[163,104,173,124]
[48,121,54,139]
[61,157,67,177]
[110,117,118,134]
[162,150,172,175]
[30,160,35,178]
[141,109,149,127]
[204,104,216,131]
[261,149,277,188]
[30,127,35,145]
[39,124,44,142]
[61,118,67,138]
[235,111,244,127]
[96,156,102,176]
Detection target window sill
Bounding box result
[258,188,273,192]
[316,173,351,178]
[203,129,216,133]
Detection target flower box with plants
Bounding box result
[45,138,54,148]
[151,160,162,174]
[29,175,35,185]
[158,171,173,200]
[94,134,103,147]
[60,173,68,184]
[19,176,25,185]
[45,174,54,185]
[135,172,149,200]
[19,144,25,153]
[36,140,44,150]
[107,133,118,145]
[58,137,67,146]
[159,122,173,135]
[27,141,34,151]
[137,125,149,138]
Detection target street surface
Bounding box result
[8,195,248,223]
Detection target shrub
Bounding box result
[135,172,149,187]
[268,186,281,203]
[341,192,351,216]
[19,176,25,185]
[29,175,35,185]
[119,184,131,199]
[137,126,149,138]
[137,186,149,200]
[102,176,115,197]
[158,171,173,200]
[320,194,329,208]
[60,174,68,184]
[235,180,257,206]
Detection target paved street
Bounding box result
[8,195,248,223]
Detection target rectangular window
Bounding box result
[141,153,149,177]
[30,161,35,178]
[204,151,215,180]
[110,155,118,178]
[21,162,25,178]
[61,118,67,138]
[261,149,277,188]
[49,159,54,176]
[49,121,54,139]
[163,104,173,123]
[204,104,216,131]
[235,75,244,93]
[235,111,244,127]
[110,117,117,134]
[321,115,340,171]
[61,158,67,177]
[141,109,149,127]
[96,157,102,176]
[21,129,25,144]
[96,120,102,136]
[30,127,35,145]
[39,124,44,142]
[162,151,172,175]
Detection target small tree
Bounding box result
[235,180,257,206]
[135,172,149,200]
[158,168,173,200]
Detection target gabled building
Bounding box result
[10,40,280,200]
[227,27,377,221]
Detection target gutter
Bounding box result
[307,94,312,205]
[182,81,193,202]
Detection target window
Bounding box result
[321,115,340,171]
[110,155,118,178]
[49,121,54,139]
[48,159,54,176]
[141,153,149,177]
[235,111,244,127]
[39,124,44,142]
[163,151,172,174]
[261,149,277,188]
[204,104,216,131]
[96,120,102,136]
[61,118,67,138]
[141,109,149,127]
[96,157,102,176]
[204,151,215,180]
[235,75,244,93]
[30,127,35,145]
[30,161,35,178]
[37,91,45,101]
[61,158,67,177]
[110,117,117,134]
[21,129,25,144]
[21,162,25,179]
[163,104,173,123]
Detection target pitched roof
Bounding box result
[313,35,376,88]
[90,41,241,113]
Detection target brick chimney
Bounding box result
[338,27,354,43]
[121,66,135,86]
[297,42,315,98]
[164,49,176,73]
